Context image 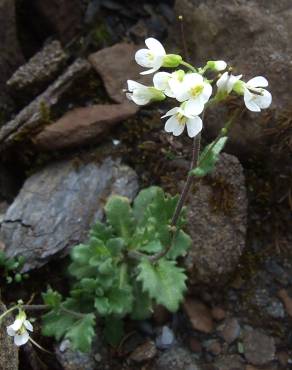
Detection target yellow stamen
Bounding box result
[190,84,204,97]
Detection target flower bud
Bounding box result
[233,80,245,95]
[207,60,227,72]
[148,87,166,102]
[162,54,182,68]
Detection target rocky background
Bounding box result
[0,0,291,369]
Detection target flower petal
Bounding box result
[214,60,227,71]
[7,325,16,337]
[135,49,154,68]
[186,116,203,138]
[9,318,23,332]
[165,116,185,136]
[153,72,170,91]
[201,83,212,102]
[161,107,179,118]
[253,89,272,109]
[247,76,269,88]
[14,332,29,346]
[145,38,166,55]
[184,98,205,116]
[24,320,33,332]
[244,90,261,112]
[127,80,144,92]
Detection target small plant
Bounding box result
[0,251,26,284]
[0,34,272,353]
[41,187,191,350]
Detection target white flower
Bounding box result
[216,71,242,94]
[7,311,33,346]
[126,80,165,105]
[162,105,202,138]
[153,70,185,98]
[207,60,227,71]
[174,73,212,116]
[135,38,166,75]
[243,76,272,112]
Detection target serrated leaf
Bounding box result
[191,137,227,177]
[104,317,124,347]
[137,258,187,312]
[167,230,192,259]
[89,221,113,242]
[65,313,95,352]
[42,288,62,308]
[133,186,161,224]
[94,297,110,316]
[104,195,134,241]
[138,240,163,254]
[107,284,134,316]
[106,238,125,256]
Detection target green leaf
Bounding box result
[89,221,113,242]
[191,137,228,177]
[138,240,163,254]
[104,195,134,241]
[104,317,124,347]
[167,230,192,259]
[94,297,110,316]
[65,314,96,352]
[106,238,125,256]
[137,258,187,312]
[106,284,134,316]
[42,288,62,308]
[133,186,161,224]
[131,281,153,320]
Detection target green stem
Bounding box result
[180,60,197,72]
[0,305,19,322]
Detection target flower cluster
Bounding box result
[126,38,272,138]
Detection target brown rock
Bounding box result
[277,350,289,367]
[211,307,226,321]
[214,354,245,370]
[34,103,138,151]
[184,153,247,284]
[242,329,275,366]
[218,318,241,344]
[205,340,221,356]
[88,43,151,104]
[277,289,292,317]
[183,299,214,334]
[174,0,292,160]
[189,337,202,353]
[0,58,91,152]
[130,341,157,363]
[153,305,171,325]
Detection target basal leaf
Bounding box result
[137,258,187,312]
[167,230,192,259]
[106,284,134,316]
[94,297,110,316]
[65,313,96,352]
[42,288,62,308]
[133,186,162,225]
[131,281,153,320]
[137,240,164,254]
[89,221,113,242]
[104,195,134,241]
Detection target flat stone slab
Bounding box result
[0,157,138,271]
[7,40,68,98]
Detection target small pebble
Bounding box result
[156,326,175,349]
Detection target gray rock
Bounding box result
[0,301,19,370]
[252,288,285,319]
[214,354,245,370]
[7,40,68,98]
[185,153,247,284]
[153,346,201,370]
[156,326,175,349]
[0,157,138,271]
[242,328,275,365]
[0,58,91,152]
